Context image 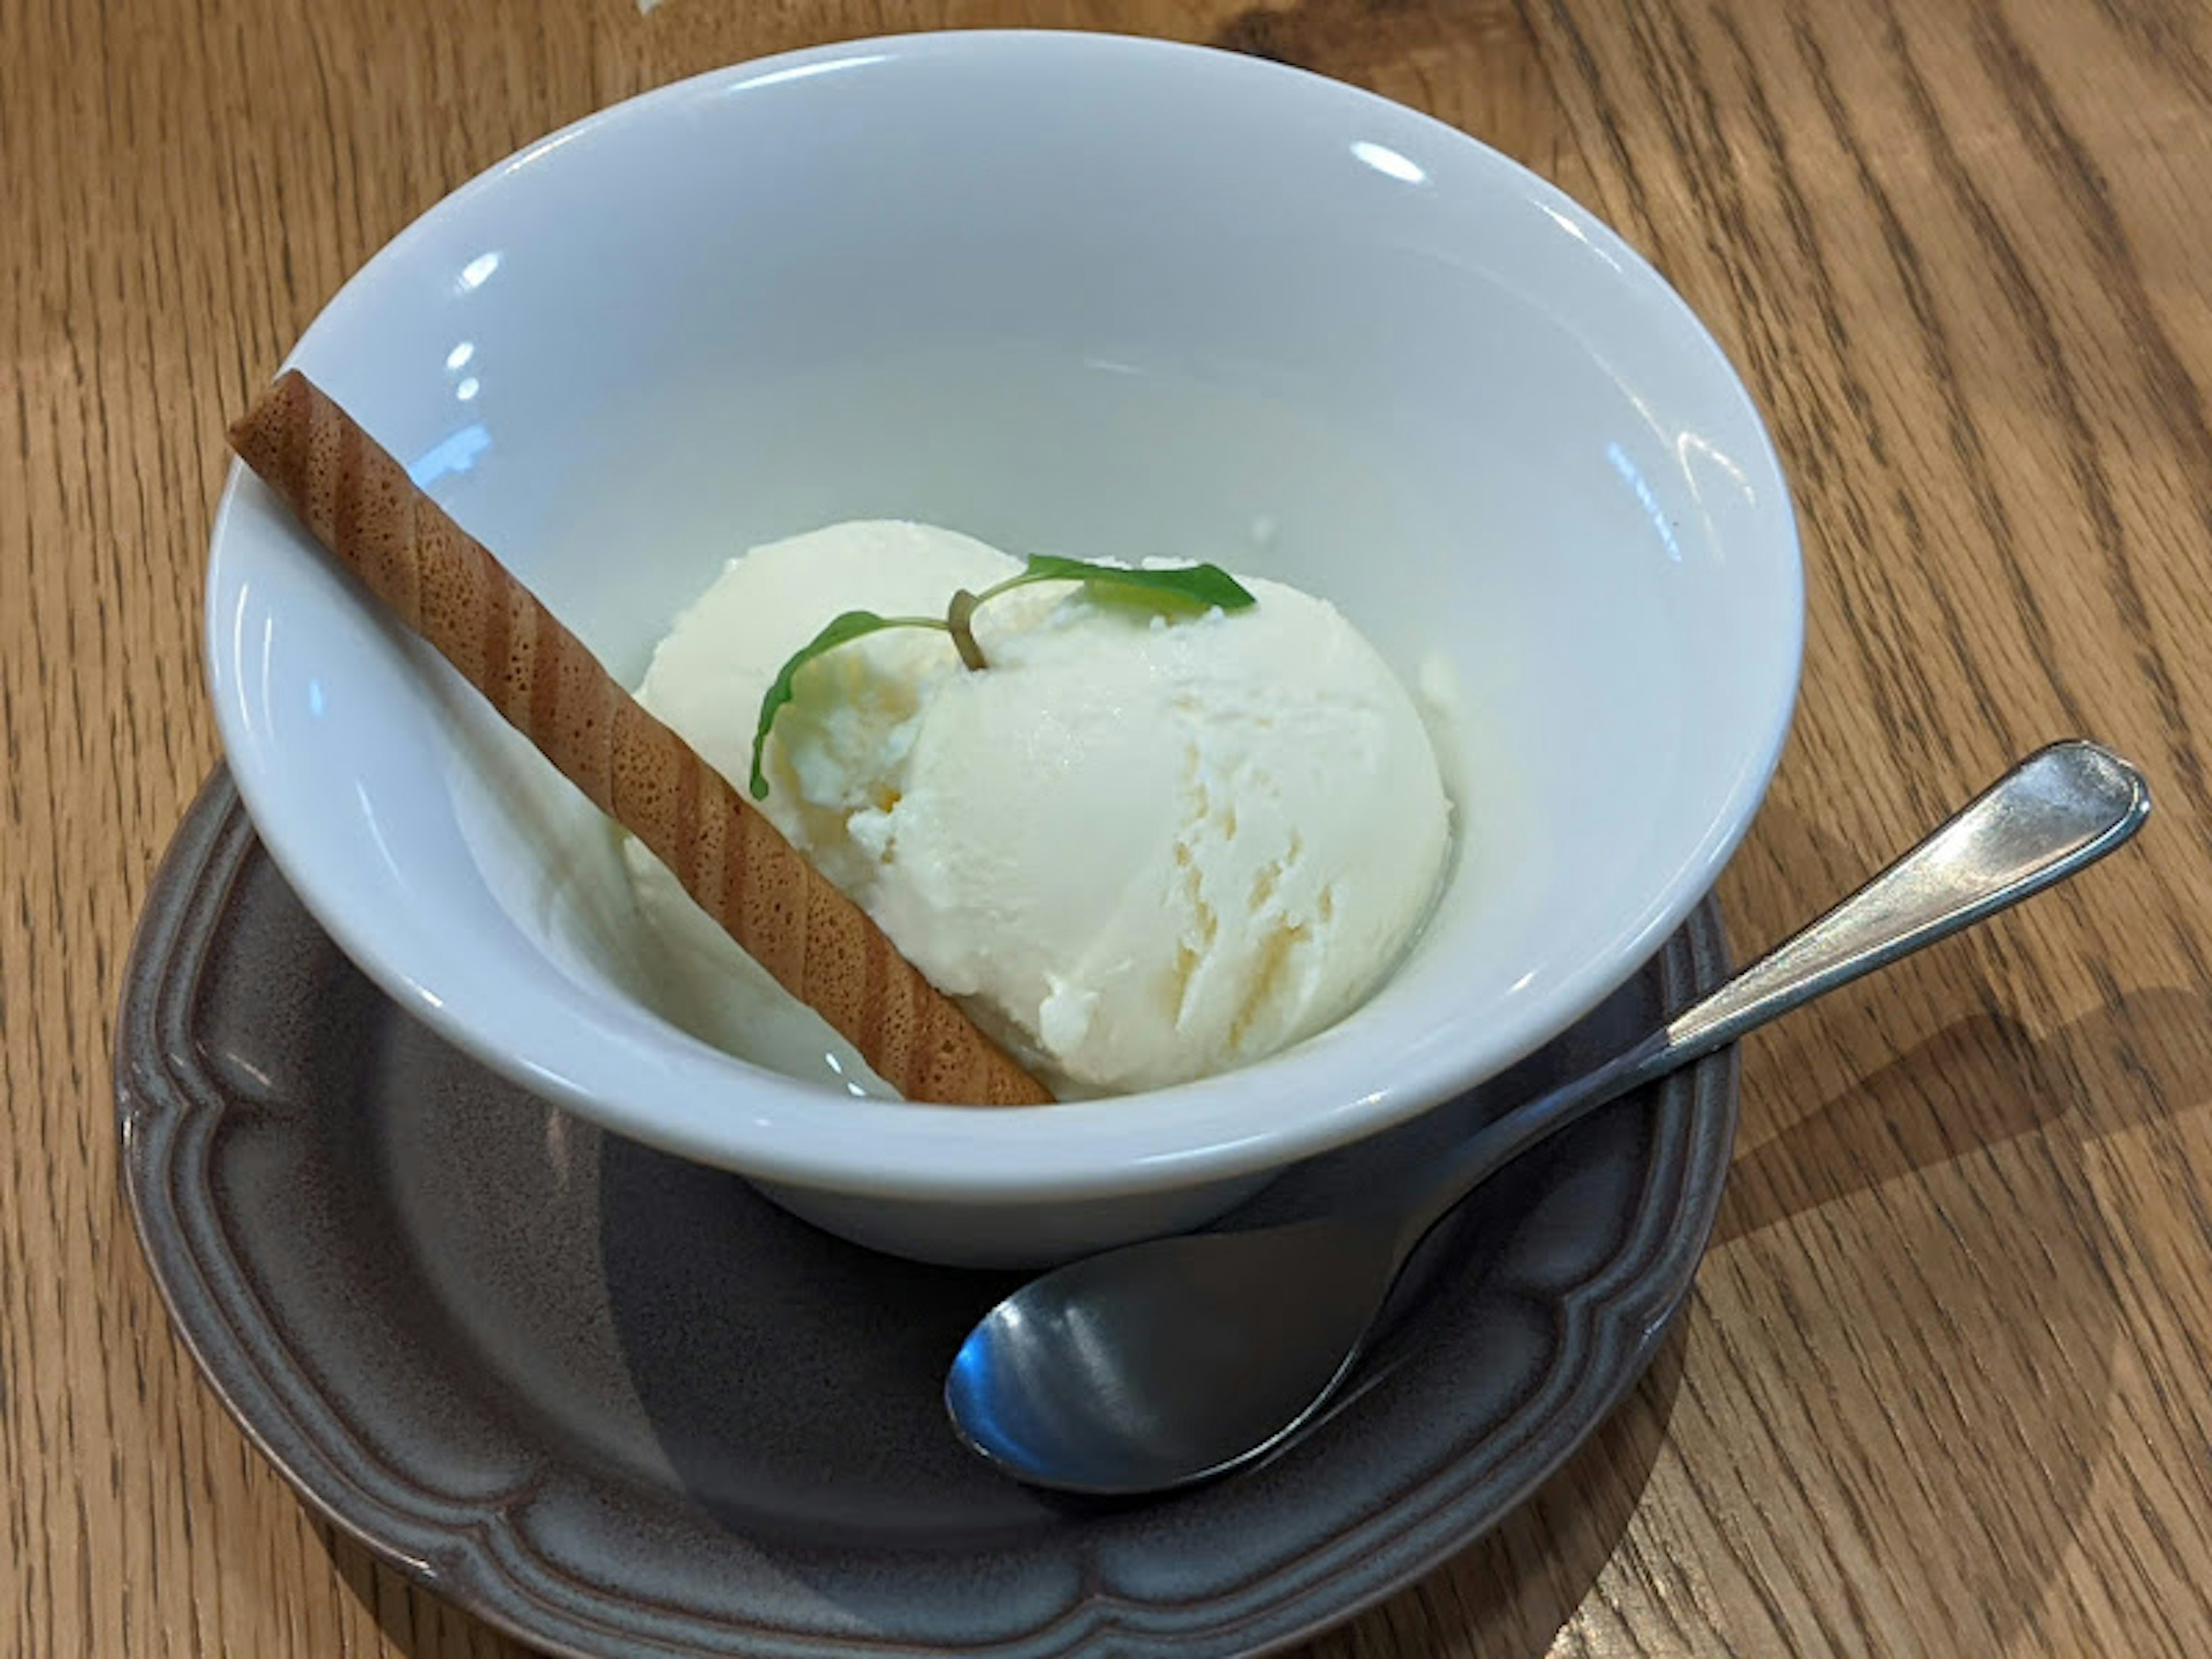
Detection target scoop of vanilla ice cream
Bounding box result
[627,520,1451,1096]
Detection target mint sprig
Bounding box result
[747,555,1256,800]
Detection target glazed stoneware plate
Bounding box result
[119,774,1738,1659]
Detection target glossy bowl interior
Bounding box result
[206,31,1800,1262]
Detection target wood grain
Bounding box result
[5,0,2211,1654]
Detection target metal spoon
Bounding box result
[945,740,2150,1495]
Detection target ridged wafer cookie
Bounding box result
[229,370,1053,1107]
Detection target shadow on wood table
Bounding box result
[1698,938,2209,1652]
[1305,1319,1685,1659]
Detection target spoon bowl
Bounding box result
[948,1219,1400,1494]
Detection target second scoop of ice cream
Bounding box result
[631,520,1452,1096]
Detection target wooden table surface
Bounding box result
[10,0,2212,1653]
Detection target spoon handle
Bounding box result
[1392,740,2150,1253]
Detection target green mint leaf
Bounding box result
[750,611,937,799]
[995,554,1257,612]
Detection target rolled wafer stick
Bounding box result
[229,370,1053,1107]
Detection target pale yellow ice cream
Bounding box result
[625,520,1451,1096]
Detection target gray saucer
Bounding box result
[117,771,1737,1658]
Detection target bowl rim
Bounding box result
[206,28,1804,1203]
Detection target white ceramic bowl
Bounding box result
[207,31,1801,1266]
